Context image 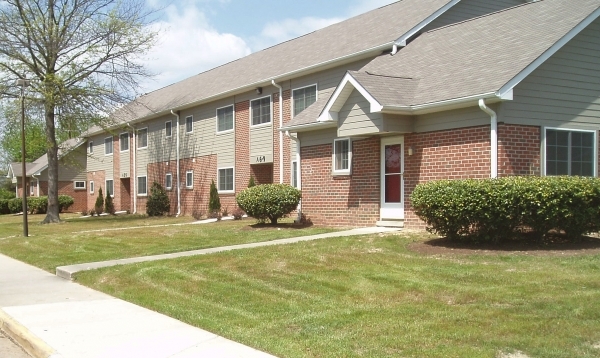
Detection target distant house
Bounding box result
[11,0,600,228]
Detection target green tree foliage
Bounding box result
[0,101,49,165]
[105,190,115,215]
[208,180,221,214]
[236,184,301,225]
[95,187,104,215]
[147,182,170,216]
[0,0,158,223]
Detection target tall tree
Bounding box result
[0,0,157,223]
[0,99,49,165]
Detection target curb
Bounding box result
[0,308,62,358]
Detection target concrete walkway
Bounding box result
[0,253,278,358]
[57,227,399,279]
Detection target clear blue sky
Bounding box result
[141,0,396,92]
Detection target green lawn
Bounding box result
[0,213,336,271]
[76,232,600,358]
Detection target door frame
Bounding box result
[380,136,404,220]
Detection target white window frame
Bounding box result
[89,180,95,194]
[137,128,148,150]
[119,132,129,152]
[105,179,114,197]
[104,136,113,156]
[137,175,148,196]
[291,160,298,188]
[165,121,172,138]
[250,95,272,127]
[332,138,352,175]
[185,115,193,134]
[216,104,235,134]
[292,84,318,117]
[74,181,86,190]
[217,167,235,193]
[543,127,597,177]
[88,141,94,154]
[165,173,172,190]
[186,170,194,189]
[30,181,34,196]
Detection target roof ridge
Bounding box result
[424,0,539,34]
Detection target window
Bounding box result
[185,116,193,133]
[90,181,94,194]
[333,138,352,175]
[186,170,193,188]
[30,181,34,196]
[120,133,129,152]
[293,85,317,116]
[165,173,172,190]
[217,105,234,132]
[218,168,234,192]
[137,128,148,149]
[137,176,147,196]
[545,128,595,177]
[251,97,271,126]
[105,179,114,197]
[104,137,113,155]
[88,141,94,154]
[74,181,86,190]
[165,121,172,137]
[292,161,298,188]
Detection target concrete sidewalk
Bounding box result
[0,253,277,358]
[57,227,400,279]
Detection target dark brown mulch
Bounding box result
[408,233,600,257]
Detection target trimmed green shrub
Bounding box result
[236,184,301,225]
[0,199,9,214]
[95,187,104,215]
[58,195,74,212]
[248,176,256,188]
[147,182,170,216]
[27,196,48,214]
[8,198,23,213]
[104,190,115,215]
[208,180,221,214]
[0,188,15,200]
[411,176,600,242]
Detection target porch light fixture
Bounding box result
[255,87,262,95]
[407,146,414,156]
[16,77,30,237]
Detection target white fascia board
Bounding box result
[382,91,509,115]
[395,0,461,47]
[497,6,600,97]
[6,164,14,178]
[317,72,383,122]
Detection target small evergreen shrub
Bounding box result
[232,208,244,220]
[0,199,10,214]
[248,176,256,188]
[208,180,221,215]
[104,190,115,215]
[411,176,600,242]
[222,206,229,217]
[192,209,204,220]
[58,195,74,212]
[89,209,96,216]
[81,210,89,216]
[236,184,301,225]
[95,187,104,215]
[146,182,170,216]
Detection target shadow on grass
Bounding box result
[245,222,314,230]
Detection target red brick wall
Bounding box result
[498,124,541,176]
[112,135,123,212]
[301,137,381,227]
[87,170,105,212]
[58,181,87,212]
[251,164,273,185]
[235,100,251,199]
[273,90,291,184]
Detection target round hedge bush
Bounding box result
[236,184,301,224]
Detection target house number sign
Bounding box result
[121,172,129,178]
[255,156,266,163]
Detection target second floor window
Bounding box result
[251,97,270,126]
[293,85,317,116]
[120,133,129,151]
[217,105,234,132]
[186,116,193,133]
[137,128,148,149]
[104,137,113,155]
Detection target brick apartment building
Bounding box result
[8,0,600,228]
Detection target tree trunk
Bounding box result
[42,103,60,224]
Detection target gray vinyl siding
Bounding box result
[338,89,383,137]
[86,133,114,178]
[179,97,236,167]
[414,105,492,133]
[250,126,273,163]
[299,128,337,148]
[423,0,525,32]
[58,146,87,181]
[136,114,176,176]
[500,18,600,129]
[120,134,131,178]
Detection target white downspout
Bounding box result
[479,99,498,178]
[31,173,39,196]
[170,110,181,217]
[391,44,398,55]
[272,80,284,183]
[127,123,137,213]
[286,131,302,222]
